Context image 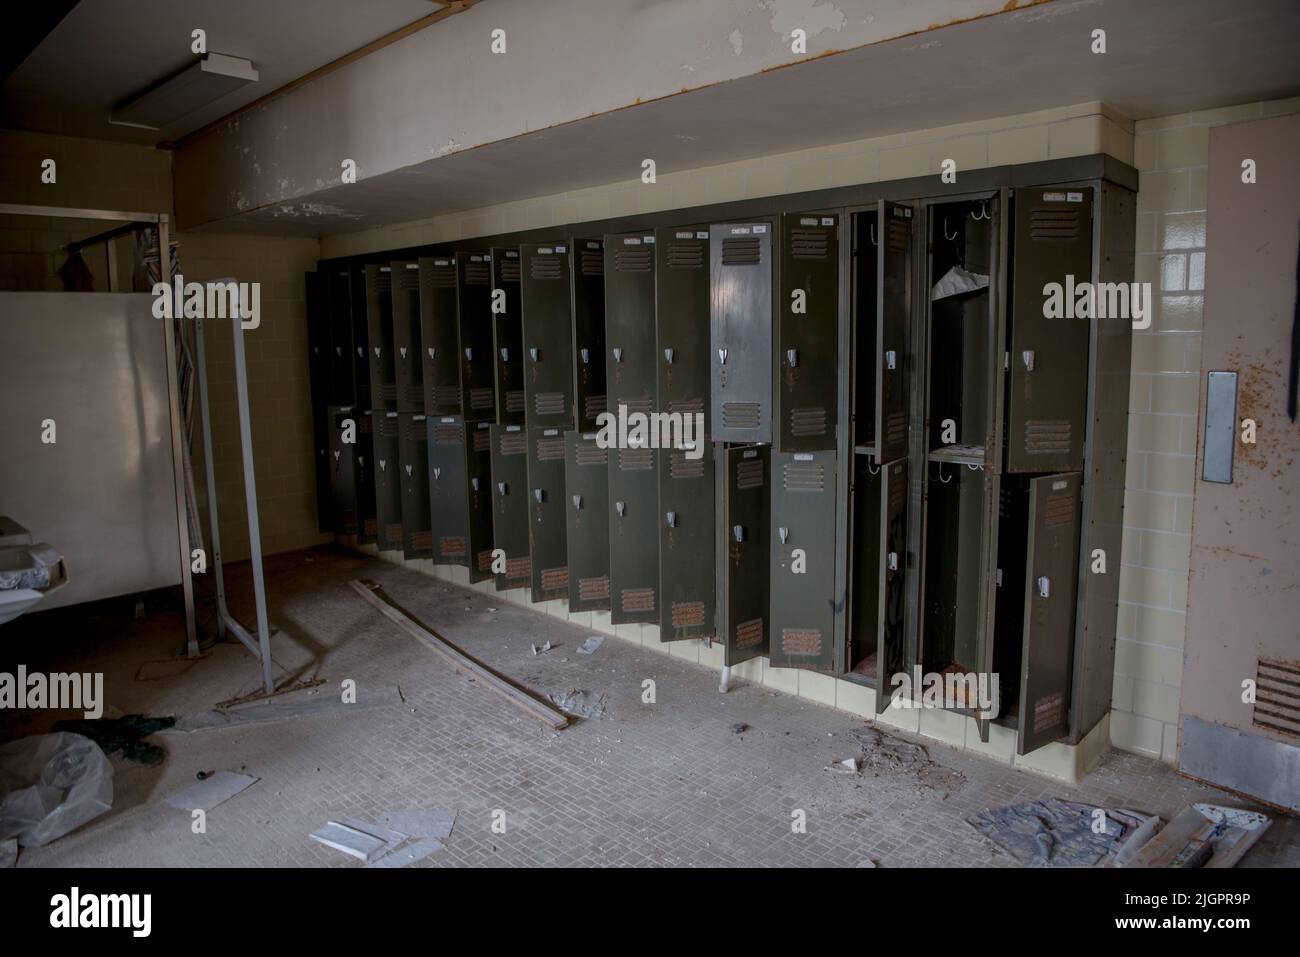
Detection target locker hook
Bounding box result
[935,461,953,484]
[869,223,878,247]
[866,461,881,476]
[943,218,958,242]
[966,463,983,472]
[971,201,990,221]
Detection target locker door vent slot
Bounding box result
[789,407,827,437]
[668,397,704,415]
[579,576,610,601]
[540,566,570,591]
[669,452,705,479]
[619,396,653,415]
[439,536,467,558]
[621,588,656,612]
[534,392,566,416]
[584,394,608,419]
[505,390,526,414]
[363,518,378,537]
[722,402,761,430]
[789,229,829,260]
[500,259,521,283]
[580,250,604,276]
[618,448,654,470]
[378,416,400,437]
[401,417,426,439]
[464,261,490,285]
[372,272,392,293]
[575,445,608,466]
[735,457,765,490]
[671,601,706,627]
[1028,207,1080,241]
[469,388,495,411]
[394,270,419,291]
[529,255,562,280]
[782,462,825,492]
[615,249,652,272]
[433,424,464,444]
[382,524,404,548]
[431,385,461,409]
[411,530,434,551]
[1024,419,1072,455]
[472,430,491,453]
[721,237,762,266]
[377,383,398,404]
[536,436,566,461]
[781,628,824,656]
[505,556,531,579]
[735,617,764,649]
[498,431,527,455]
[667,242,704,268]
[1044,488,1076,528]
[477,550,495,572]
[424,263,456,288]
[1032,691,1065,734]
[887,218,909,251]
[403,385,423,408]
[359,416,374,435]
[884,411,907,448]
[1253,658,1300,739]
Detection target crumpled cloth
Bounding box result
[966,799,1145,867]
[931,265,990,301]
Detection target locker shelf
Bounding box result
[928,444,984,466]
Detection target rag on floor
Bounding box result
[53,714,175,765]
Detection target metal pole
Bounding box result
[157,216,199,658]
[193,315,228,639]
[230,306,275,694]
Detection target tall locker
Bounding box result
[717,444,770,666]
[875,201,913,465]
[398,413,432,558]
[564,431,611,612]
[420,256,461,416]
[456,252,497,421]
[489,423,531,591]
[305,270,334,531]
[605,232,657,418]
[848,457,909,710]
[373,410,404,552]
[711,222,773,443]
[572,237,607,432]
[521,242,574,428]
[656,225,715,640]
[355,412,376,545]
[390,261,423,412]
[364,264,397,412]
[489,247,525,425]
[428,416,494,580]
[526,425,569,602]
[768,451,838,671]
[328,405,359,536]
[776,213,838,451]
[349,267,371,411]
[327,267,356,406]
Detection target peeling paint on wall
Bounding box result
[728,28,744,55]
[761,0,848,39]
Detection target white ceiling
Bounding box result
[0,0,445,144]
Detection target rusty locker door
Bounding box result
[328,405,359,535]
[364,265,396,412]
[489,424,531,590]
[390,261,423,411]
[1006,187,1093,473]
[521,242,574,427]
[777,212,838,451]
[465,421,495,582]
[526,425,570,602]
[489,247,525,425]
[456,252,497,421]
[718,444,770,666]
[769,451,837,671]
[1016,472,1081,754]
[876,201,913,465]
[398,413,432,558]
[875,459,909,710]
[711,223,773,443]
[564,431,611,612]
[419,256,461,416]
[373,411,404,551]
[572,237,607,431]
[355,412,376,545]
[428,415,470,567]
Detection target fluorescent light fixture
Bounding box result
[110,53,258,130]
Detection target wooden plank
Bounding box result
[348,579,569,730]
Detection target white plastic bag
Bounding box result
[0,732,113,847]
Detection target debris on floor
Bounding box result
[0,837,16,867]
[851,726,966,793]
[0,732,113,847]
[530,641,553,656]
[311,808,456,867]
[828,757,864,774]
[52,714,174,764]
[168,686,402,733]
[576,635,605,655]
[164,770,259,812]
[366,836,443,868]
[310,821,392,862]
[1119,803,1271,868]
[731,723,749,735]
[548,689,607,719]
[966,799,1152,867]
[373,808,456,839]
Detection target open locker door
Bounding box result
[1016,472,1081,754]
[718,444,769,666]
[876,459,909,711]
[769,451,837,671]
[876,201,912,465]
[1006,187,1093,473]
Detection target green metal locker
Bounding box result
[1006,187,1094,473]
[711,222,773,443]
[327,267,356,406]
[466,420,496,582]
[768,450,838,671]
[419,256,461,416]
[564,431,611,612]
[717,444,770,666]
[489,424,531,591]
[456,252,497,421]
[373,410,403,551]
[390,261,423,411]
[605,231,657,417]
[521,242,574,427]
[526,425,569,603]
[306,269,333,531]
[777,213,838,451]
[427,416,495,578]
[658,444,715,640]
[328,405,359,536]
[572,237,607,432]
[364,264,396,412]
[609,444,658,624]
[875,201,913,465]
[356,412,376,546]
[850,457,909,710]
[489,247,525,425]
[349,267,371,411]
[398,413,432,558]
[655,225,711,436]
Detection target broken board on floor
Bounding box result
[1122,804,1271,868]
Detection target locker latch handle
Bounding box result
[786,349,798,368]
[580,347,590,364]
[1022,350,1035,372]
[530,348,541,362]
[500,347,509,362]
[498,481,508,495]
[572,494,583,510]
[615,501,626,517]
[996,567,1003,587]
[471,477,480,492]
[885,350,897,371]
[534,488,545,503]
[718,347,728,365]
[778,526,789,544]
[432,467,441,481]
[732,524,746,543]
[887,551,898,571]
[665,511,677,528]
[464,348,473,361]
[663,348,674,365]
[1036,575,1050,598]
[612,347,623,363]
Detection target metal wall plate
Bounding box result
[1202,371,1238,484]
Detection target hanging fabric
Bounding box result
[930,265,989,301]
